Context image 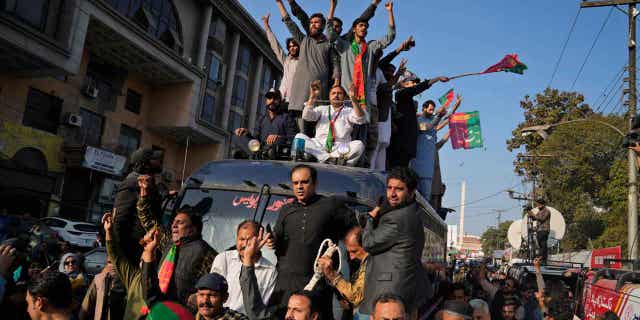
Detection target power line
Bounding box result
[593,65,626,112]
[448,181,524,209]
[600,82,624,114]
[549,8,582,87]
[570,6,615,91]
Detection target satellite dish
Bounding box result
[507,219,525,250]
[530,206,566,242]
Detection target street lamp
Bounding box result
[519,119,625,139]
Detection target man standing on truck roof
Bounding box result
[265,164,357,319]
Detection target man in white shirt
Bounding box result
[294,81,368,166]
[210,220,277,314]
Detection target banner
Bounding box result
[591,246,622,269]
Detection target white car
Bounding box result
[39,217,99,248]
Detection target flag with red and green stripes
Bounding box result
[147,301,193,320]
[483,54,527,75]
[438,89,454,108]
[449,111,483,150]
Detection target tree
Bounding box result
[506,88,594,178]
[481,220,513,257]
[507,87,628,251]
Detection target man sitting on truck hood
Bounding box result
[232,89,299,158]
[293,81,368,166]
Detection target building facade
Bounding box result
[0,0,281,222]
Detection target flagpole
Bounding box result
[448,72,485,80]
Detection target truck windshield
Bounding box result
[178,188,373,263]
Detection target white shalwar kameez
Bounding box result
[296,102,368,165]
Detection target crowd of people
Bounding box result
[232,0,461,200]
[0,159,587,320]
[0,0,601,319]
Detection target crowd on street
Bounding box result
[0,0,608,319]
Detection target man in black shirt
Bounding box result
[266,164,357,319]
[232,89,299,158]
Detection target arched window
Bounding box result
[105,0,183,53]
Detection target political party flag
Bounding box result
[482,54,528,75]
[438,89,454,108]
[450,111,483,150]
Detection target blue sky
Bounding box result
[240,0,629,236]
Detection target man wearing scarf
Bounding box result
[360,167,431,317]
[328,0,396,165]
[136,175,217,309]
[295,82,367,166]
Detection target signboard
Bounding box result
[82,146,126,176]
[591,246,622,269]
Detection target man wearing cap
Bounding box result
[528,199,551,262]
[388,71,449,168]
[195,273,248,320]
[232,89,299,158]
[294,82,367,166]
[113,148,163,265]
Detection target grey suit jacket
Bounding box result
[360,202,430,314]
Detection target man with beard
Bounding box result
[113,148,163,265]
[317,226,368,318]
[265,164,357,319]
[232,89,298,158]
[412,97,461,198]
[194,273,248,320]
[274,0,335,119]
[211,220,277,314]
[295,82,367,166]
[263,14,299,102]
[360,167,430,317]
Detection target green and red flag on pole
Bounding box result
[449,54,528,80]
[449,111,483,150]
[438,89,455,108]
[482,53,528,75]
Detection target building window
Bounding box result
[2,0,49,31]
[231,76,248,108]
[236,45,252,75]
[22,87,62,134]
[257,67,275,119]
[104,0,183,53]
[125,89,142,114]
[118,124,141,156]
[79,108,104,147]
[206,54,223,91]
[201,94,216,125]
[229,111,243,132]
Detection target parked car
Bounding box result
[39,217,99,248]
[83,247,107,277]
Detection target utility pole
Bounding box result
[581,0,639,260]
[459,180,466,247]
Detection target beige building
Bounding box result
[0,0,282,221]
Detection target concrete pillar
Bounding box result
[222,32,241,128]
[197,4,213,68]
[247,56,264,131]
